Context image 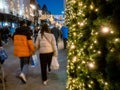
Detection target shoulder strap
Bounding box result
[44,34,51,44]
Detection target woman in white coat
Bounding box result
[35,24,58,85]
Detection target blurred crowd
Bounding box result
[0,20,68,86]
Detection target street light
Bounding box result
[30,4,36,10]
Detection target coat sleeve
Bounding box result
[35,34,40,50]
[51,34,58,56]
[27,40,35,55]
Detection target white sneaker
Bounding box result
[43,80,48,85]
[19,73,27,83]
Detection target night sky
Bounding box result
[37,0,65,15]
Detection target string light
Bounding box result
[98,51,101,54]
[66,0,113,89]
[78,22,84,27]
[102,27,109,33]
[73,56,77,62]
[95,8,98,12]
[105,82,108,86]
[88,62,95,68]
[110,30,114,34]
[71,44,75,49]
[115,38,119,42]
[90,5,94,10]
[94,40,97,44]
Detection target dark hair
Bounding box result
[19,20,26,26]
[41,24,50,37]
[27,21,31,26]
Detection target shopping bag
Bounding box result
[50,56,59,70]
[0,47,8,64]
[30,54,39,67]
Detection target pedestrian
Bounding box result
[61,25,69,49]
[2,26,10,44]
[26,21,33,37]
[35,23,58,85]
[51,24,60,47]
[0,26,3,43]
[0,38,3,64]
[34,26,40,42]
[13,20,35,84]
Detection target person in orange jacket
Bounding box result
[13,20,35,84]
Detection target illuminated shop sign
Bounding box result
[0,0,9,13]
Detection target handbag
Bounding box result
[50,56,59,70]
[0,47,8,64]
[30,54,39,67]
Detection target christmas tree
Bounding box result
[66,0,120,90]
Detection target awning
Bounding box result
[0,12,21,22]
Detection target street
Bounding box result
[0,39,67,90]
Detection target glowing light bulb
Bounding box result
[88,63,95,68]
[88,84,92,88]
[90,5,94,10]
[110,31,114,34]
[71,44,75,49]
[105,82,108,86]
[73,56,77,62]
[73,32,77,36]
[79,2,83,6]
[78,66,81,69]
[82,61,86,64]
[98,51,101,54]
[94,40,97,43]
[102,27,109,33]
[78,22,84,27]
[95,32,98,35]
[93,50,96,52]
[115,38,119,42]
[95,8,98,12]
[90,45,93,49]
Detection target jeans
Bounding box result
[19,57,30,75]
[2,34,8,43]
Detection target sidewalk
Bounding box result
[1,39,67,90]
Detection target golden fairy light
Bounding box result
[82,61,86,64]
[102,27,109,33]
[71,44,75,49]
[115,38,119,42]
[73,32,77,36]
[95,32,98,35]
[78,66,81,69]
[88,62,95,68]
[98,51,101,54]
[95,8,98,12]
[71,0,76,4]
[73,56,77,62]
[105,82,108,86]
[110,48,114,52]
[93,50,96,52]
[94,40,97,43]
[79,2,83,7]
[90,5,94,10]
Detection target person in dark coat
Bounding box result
[0,36,3,64]
[26,21,33,37]
[34,26,40,42]
[51,25,60,47]
[2,26,10,44]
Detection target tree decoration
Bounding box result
[65,0,120,89]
